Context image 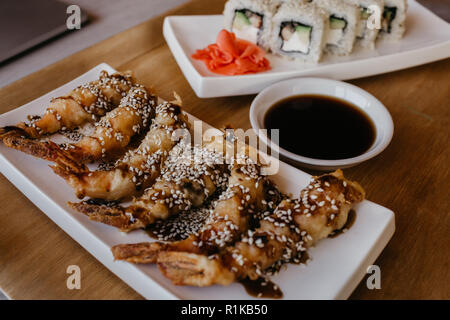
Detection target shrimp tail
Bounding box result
[49,164,90,199]
[47,142,89,175]
[49,164,83,182]
[156,251,236,286]
[111,242,166,264]
[0,124,40,139]
[0,126,20,140]
[0,126,90,175]
[68,201,144,232]
[0,127,59,161]
[0,126,93,165]
[0,126,8,137]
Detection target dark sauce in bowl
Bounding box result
[264,95,376,160]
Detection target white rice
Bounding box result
[345,0,384,49]
[378,0,407,41]
[312,0,360,55]
[223,0,281,50]
[269,1,329,64]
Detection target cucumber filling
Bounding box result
[361,7,371,20]
[232,9,263,44]
[280,21,312,55]
[327,16,347,45]
[382,6,397,33]
[357,7,370,38]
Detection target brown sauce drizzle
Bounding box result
[296,251,310,265]
[144,228,159,240]
[143,187,354,298]
[240,277,283,299]
[240,250,310,299]
[144,202,213,242]
[27,115,41,121]
[144,215,190,242]
[86,198,120,207]
[329,209,356,238]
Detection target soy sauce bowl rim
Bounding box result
[249,77,394,168]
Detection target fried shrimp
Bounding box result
[69,142,230,231]
[5,71,135,138]
[151,170,365,287]
[111,160,282,263]
[51,102,189,201]
[1,85,156,164]
[60,85,156,162]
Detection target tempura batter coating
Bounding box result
[112,161,281,263]
[66,85,156,162]
[52,102,188,200]
[1,85,156,164]
[11,71,135,138]
[70,142,229,231]
[155,170,365,286]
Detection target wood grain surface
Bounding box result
[0,0,449,300]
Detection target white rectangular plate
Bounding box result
[0,64,395,299]
[163,0,450,98]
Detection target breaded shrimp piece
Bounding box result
[51,102,189,200]
[10,71,135,138]
[155,170,365,287]
[67,85,156,162]
[0,85,156,164]
[111,162,281,263]
[69,142,229,231]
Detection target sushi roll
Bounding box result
[312,0,360,55]
[345,0,384,49]
[269,1,328,64]
[223,0,280,50]
[379,0,407,40]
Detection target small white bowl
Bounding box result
[249,77,394,171]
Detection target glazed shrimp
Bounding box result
[150,170,365,287]
[111,161,281,263]
[5,71,135,138]
[69,142,230,231]
[63,85,156,162]
[51,102,189,201]
[1,85,156,164]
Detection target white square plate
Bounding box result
[163,0,450,97]
[0,64,395,299]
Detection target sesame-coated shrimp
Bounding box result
[51,102,189,201]
[69,142,230,231]
[111,162,282,263]
[65,85,156,162]
[9,71,135,138]
[146,170,365,287]
[0,85,156,164]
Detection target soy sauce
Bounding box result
[264,95,376,160]
[240,277,283,299]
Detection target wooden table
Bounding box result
[0,0,448,300]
